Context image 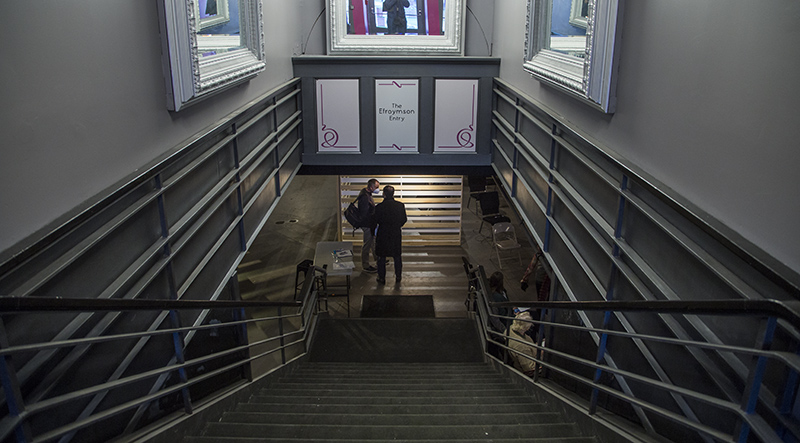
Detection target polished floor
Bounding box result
[237,175,538,318]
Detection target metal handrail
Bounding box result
[465,263,800,443]
[492,299,800,329]
[0,265,328,443]
[0,296,301,312]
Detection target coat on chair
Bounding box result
[373,197,407,257]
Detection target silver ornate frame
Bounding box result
[157,0,265,111]
[197,0,230,29]
[523,0,624,113]
[326,0,466,56]
[568,0,588,29]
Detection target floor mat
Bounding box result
[309,318,484,362]
[360,295,435,318]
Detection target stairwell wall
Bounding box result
[0,0,327,263]
[490,0,800,278]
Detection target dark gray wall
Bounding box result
[293,56,499,170]
[0,0,495,263]
[0,0,326,261]
[491,0,800,276]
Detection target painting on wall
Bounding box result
[316,79,361,153]
[434,79,478,153]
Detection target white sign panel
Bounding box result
[376,79,419,153]
[316,79,360,152]
[434,79,479,153]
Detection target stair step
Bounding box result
[297,362,491,371]
[200,423,585,440]
[264,381,516,391]
[290,369,498,377]
[248,394,538,406]
[274,378,508,387]
[235,402,553,415]
[286,369,501,378]
[182,360,597,442]
[220,411,562,426]
[253,388,524,398]
[186,437,598,442]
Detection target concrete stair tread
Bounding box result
[201,422,587,439]
[186,438,597,442]
[220,411,563,425]
[247,395,541,405]
[235,403,553,414]
[254,391,526,400]
[260,385,518,394]
[182,355,596,441]
[292,367,497,374]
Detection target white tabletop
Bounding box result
[314,241,355,276]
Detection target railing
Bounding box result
[465,262,800,443]
[0,266,327,443]
[0,77,304,443]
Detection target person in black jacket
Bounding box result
[372,185,407,284]
[383,0,410,35]
[358,178,380,273]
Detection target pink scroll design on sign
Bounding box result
[379,144,415,151]
[378,81,417,88]
[318,83,357,150]
[438,83,476,150]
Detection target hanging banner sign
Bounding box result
[434,79,479,153]
[316,79,360,153]
[375,79,419,153]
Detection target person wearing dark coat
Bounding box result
[372,185,407,284]
[357,178,380,273]
[383,0,410,35]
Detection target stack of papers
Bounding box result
[332,261,356,270]
[333,249,353,258]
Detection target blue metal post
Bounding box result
[737,316,777,443]
[775,347,800,439]
[0,319,28,443]
[589,281,617,415]
[0,357,29,442]
[544,125,558,253]
[168,310,193,414]
[231,124,247,252]
[278,306,286,364]
[589,175,627,415]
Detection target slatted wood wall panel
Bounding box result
[339,176,463,246]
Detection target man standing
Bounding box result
[373,185,407,284]
[358,178,380,273]
[383,0,410,35]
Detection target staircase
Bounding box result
[181,318,598,442]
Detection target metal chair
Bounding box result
[466,175,489,212]
[478,191,511,234]
[295,259,328,297]
[294,259,314,298]
[492,222,521,269]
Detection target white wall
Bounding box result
[492,0,800,276]
[0,0,325,260]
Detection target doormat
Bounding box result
[360,295,435,318]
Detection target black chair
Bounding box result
[478,191,511,234]
[461,256,474,289]
[294,259,314,298]
[295,259,328,300]
[466,175,488,212]
[461,256,478,310]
